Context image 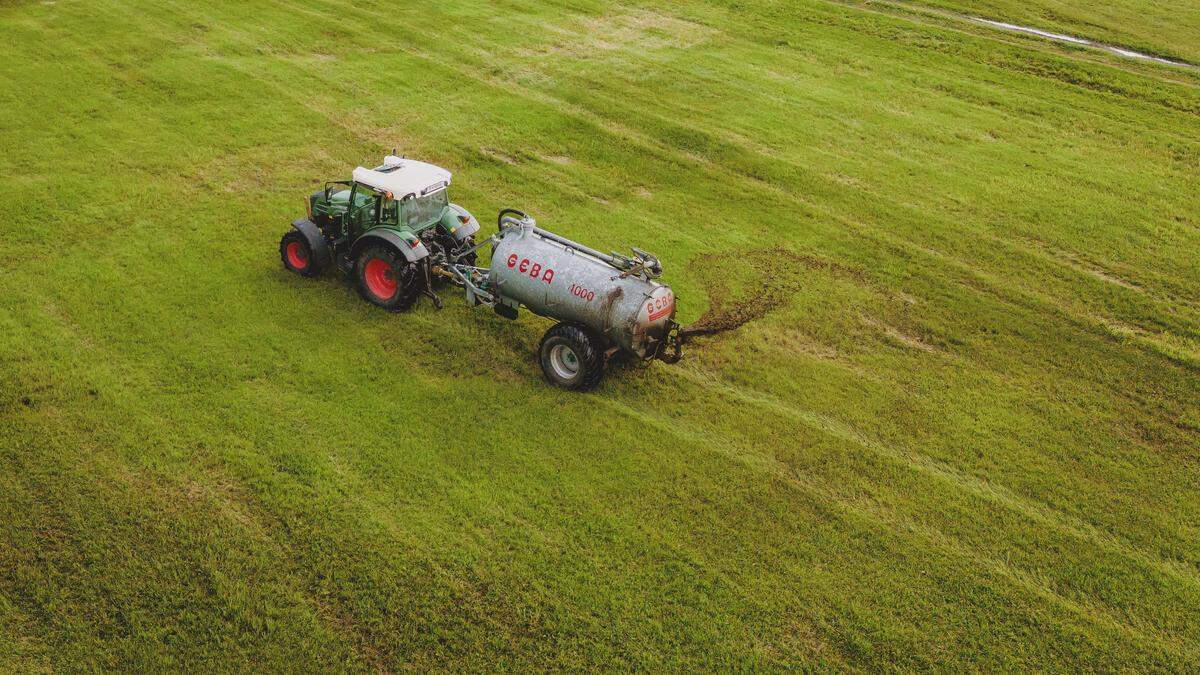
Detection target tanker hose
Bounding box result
[497,208,528,231]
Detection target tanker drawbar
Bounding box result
[435,209,687,390]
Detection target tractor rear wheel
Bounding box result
[280,230,321,277]
[355,245,423,311]
[538,322,606,391]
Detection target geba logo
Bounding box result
[646,293,673,321]
[506,254,555,283]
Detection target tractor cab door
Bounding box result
[346,183,383,237]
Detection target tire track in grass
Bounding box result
[440,25,1200,372]
[555,37,1200,316]
[822,0,1200,94]
[487,1,1200,302]
[873,0,1200,72]
[597,394,1197,668]
[140,0,1200,574]
[514,40,1200,327]
[667,364,1200,589]
[618,379,1200,662]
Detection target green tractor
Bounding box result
[279,155,480,310]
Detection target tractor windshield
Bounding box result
[401,188,449,228]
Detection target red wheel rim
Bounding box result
[363,258,397,299]
[286,241,309,270]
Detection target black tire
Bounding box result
[355,244,423,311]
[538,322,606,391]
[280,230,321,277]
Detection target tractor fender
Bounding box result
[289,219,331,269]
[350,228,429,264]
[443,203,481,241]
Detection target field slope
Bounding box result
[2,0,1198,670]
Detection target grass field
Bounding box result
[899,0,1200,64]
[2,0,1199,670]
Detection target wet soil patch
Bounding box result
[681,248,865,338]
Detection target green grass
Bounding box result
[897,0,1200,63]
[1,0,1198,669]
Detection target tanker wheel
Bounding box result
[280,230,321,277]
[539,322,606,391]
[355,245,423,311]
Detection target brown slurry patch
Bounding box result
[682,248,865,337]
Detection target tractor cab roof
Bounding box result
[351,156,451,200]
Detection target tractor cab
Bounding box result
[308,157,455,234]
[351,156,452,232]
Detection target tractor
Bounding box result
[279,155,480,310]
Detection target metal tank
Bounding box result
[488,211,676,359]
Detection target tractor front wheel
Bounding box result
[538,322,606,391]
[280,230,321,277]
[355,245,423,311]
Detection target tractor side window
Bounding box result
[401,189,448,228]
[381,199,399,225]
[353,188,377,210]
[350,186,382,225]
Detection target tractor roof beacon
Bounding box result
[280,156,688,391]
